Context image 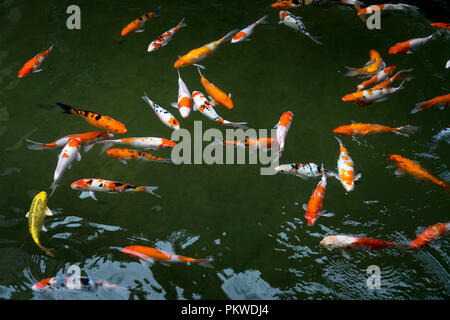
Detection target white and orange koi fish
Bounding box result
[320,235,395,250]
[148,18,187,52]
[389,33,438,55]
[342,80,405,107]
[26,131,113,152]
[356,66,396,91]
[18,43,55,78]
[303,169,334,226]
[142,93,180,130]
[231,15,268,43]
[215,137,278,151]
[192,91,247,129]
[50,138,82,196]
[275,163,335,179]
[358,3,419,15]
[370,68,414,90]
[274,111,293,157]
[170,70,193,118]
[96,137,176,154]
[335,137,361,192]
[106,148,175,166]
[279,11,322,44]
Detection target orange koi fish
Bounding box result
[335,137,361,192]
[410,93,450,114]
[370,68,413,90]
[121,8,160,36]
[389,33,438,55]
[333,123,418,137]
[409,222,450,248]
[174,29,238,68]
[71,178,160,200]
[106,148,175,166]
[170,70,193,118]
[321,235,395,250]
[197,67,233,109]
[303,170,333,226]
[26,131,113,152]
[148,18,187,52]
[274,111,294,157]
[358,3,419,15]
[431,22,450,30]
[56,103,127,134]
[122,245,212,267]
[344,49,386,77]
[217,137,278,151]
[388,154,450,192]
[356,66,396,91]
[18,43,55,78]
[231,15,268,43]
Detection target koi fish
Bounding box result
[344,49,386,77]
[356,66,396,91]
[50,138,82,196]
[333,123,418,137]
[370,68,413,90]
[26,191,55,257]
[56,103,127,134]
[429,126,450,152]
[388,154,450,192]
[96,137,176,154]
[409,222,450,248]
[275,163,335,179]
[335,136,361,192]
[32,275,121,291]
[358,3,419,15]
[274,111,293,157]
[141,93,180,130]
[121,8,160,36]
[231,15,268,43]
[431,22,450,30]
[271,0,308,9]
[410,93,450,114]
[174,29,238,68]
[320,235,395,250]
[332,0,365,6]
[192,91,247,129]
[279,11,322,45]
[341,80,405,106]
[71,178,160,200]
[122,245,212,268]
[446,59,450,69]
[197,66,233,109]
[18,43,55,78]
[216,137,278,151]
[303,169,333,226]
[389,33,438,55]
[106,148,175,166]
[148,18,187,52]
[26,131,113,153]
[170,70,193,118]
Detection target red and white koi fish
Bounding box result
[106,148,175,166]
[342,80,405,106]
[50,138,82,196]
[275,163,335,179]
[96,137,176,154]
[231,15,268,43]
[216,137,278,151]
[409,222,450,248]
[170,70,193,118]
[344,49,386,77]
[431,22,450,30]
[121,8,160,36]
[174,29,238,68]
[303,169,333,226]
[279,11,322,44]
[26,131,113,152]
[18,43,55,78]
[71,178,160,200]
[192,91,247,129]
[274,111,293,157]
[333,123,418,137]
[320,235,395,250]
[356,66,396,91]
[142,93,180,130]
[410,93,450,114]
[122,245,212,268]
[335,137,361,192]
[370,68,414,90]
[148,18,187,52]
[389,33,438,55]
[358,3,419,15]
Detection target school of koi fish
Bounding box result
[15,1,449,293]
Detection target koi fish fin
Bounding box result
[278,21,283,25]
[374,97,389,103]
[170,102,179,109]
[302,203,307,211]
[141,186,160,198]
[344,66,362,77]
[99,141,115,154]
[84,142,95,153]
[307,34,323,45]
[139,258,154,267]
[38,244,55,257]
[163,158,176,167]
[135,29,145,33]
[394,170,405,177]
[340,249,351,259]
[76,152,82,162]
[159,261,171,267]
[394,125,419,136]
[49,183,57,197]
[393,243,411,250]
[80,191,97,200]
[211,136,224,146]
[45,207,54,216]
[56,102,75,114]
[178,17,187,29]
[334,136,343,146]
[34,69,44,73]
[193,63,206,70]
[25,139,47,150]
[354,171,362,182]
[41,225,48,232]
[153,5,161,17]
[25,211,29,218]
[256,14,269,25]
[222,29,239,42]
[197,260,214,269]
[225,121,248,129]
[446,60,450,69]
[321,212,335,218]
[48,43,56,51]
[207,97,217,107]
[119,159,128,165]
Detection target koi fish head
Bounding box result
[272,1,293,9]
[388,43,406,55]
[67,138,81,148]
[106,148,124,158]
[33,191,48,208]
[385,65,397,74]
[333,126,354,136]
[274,164,292,174]
[174,56,190,69]
[168,117,180,130]
[279,11,291,20]
[71,179,90,190]
[342,92,363,102]
[387,154,401,162]
[110,123,128,135]
[161,138,177,148]
[18,67,32,78]
[148,42,162,52]
[32,277,56,291]
[320,235,355,249]
[357,8,368,15]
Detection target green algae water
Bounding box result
[0,0,449,300]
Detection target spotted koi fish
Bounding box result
[341,80,405,107]
[358,3,419,15]
[71,178,160,200]
[409,222,450,248]
[303,170,333,226]
[197,67,233,109]
[216,137,278,151]
[335,136,361,192]
[32,275,120,291]
[141,93,180,130]
[344,49,386,77]
[231,15,268,43]
[410,93,450,114]
[26,131,113,153]
[122,245,212,268]
[18,43,55,78]
[333,123,418,137]
[170,70,193,119]
[356,66,396,91]
[50,138,82,196]
[320,235,395,250]
[26,191,54,257]
[106,148,175,166]
[96,137,176,154]
[174,29,238,68]
[431,22,450,30]
[389,33,438,55]
[192,91,247,129]
[275,163,335,179]
[279,11,322,44]
[148,18,187,52]
[274,111,293,157]
[388,154,450,192]
[370,68,413,90]
[56,103,127,134]
[121,7,160,36]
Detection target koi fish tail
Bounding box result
[49,182,58,198]
[256,14,269,25]
[196,259,214,269]
[178,17,187,29]
[221,29,239,43]
[410,101,427,114]
[163,158,176,167]
[38,244,55,257]
[48,43,56,51]
[307,33,323,45]
[225,121,248,129]
[441,182,450,193]
[56,102,75,114]
[141,186,161,198]
[344,66,364,77]
[196,65,205,77]
[153,6,161,17]
[25,139,49,150]
[394,125,419,137]
[334,135,343,146]
[211,136,224,146]
[98,141,115,154]
[398,4,420,12]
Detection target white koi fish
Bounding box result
[148,18,187,52]
[231,15,268,43]
[170,69,193,118]
[50,138,82,196]
[278,11,322,45]
[142,93,180,130]
[335,136,361,192]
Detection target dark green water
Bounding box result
[0,0,449,300]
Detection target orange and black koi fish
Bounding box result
[121,7,160,36]
[106,148,175,166]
